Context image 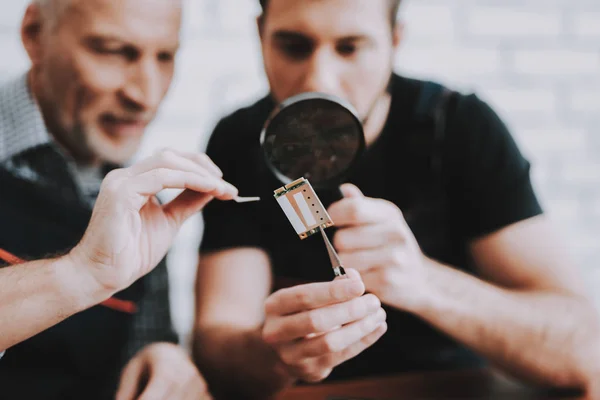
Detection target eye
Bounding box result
[157,51,175,63]
[337,42,358,57]
[278,40,313,61]
[92,44,139,62]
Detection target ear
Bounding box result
[21,4,45,67]
[391,21,404,51]
[256,14,265,41]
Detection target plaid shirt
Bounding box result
[0,73,177,363]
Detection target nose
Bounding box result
[120,58,163,112]
[299,49,342,96]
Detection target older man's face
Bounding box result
[29,0,181,164]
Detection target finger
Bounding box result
[333,223,406,252]
[265,276,365,316]
[116,357,146,400]
[137,376,174,400]
[328,197,400,227]
[162,189,215,227]
[129,150,212,177]
[339,248,407,273]
[164,149,223,178]
[316,321,388,369]
[182,376,211,400]
[340,183,364,198]
[264,294,381,343]
[127,169,237,206]
[278,308,386,363]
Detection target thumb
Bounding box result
[163,189,214,228]
[340,183,364,199]
[116,356,147,400]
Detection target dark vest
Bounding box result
[0,166,146,400]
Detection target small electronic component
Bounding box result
[273,177,346,277]
[274,177,334,239]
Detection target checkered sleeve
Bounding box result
[123,258,178,360]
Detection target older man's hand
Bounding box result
[68,149,238,301]
[116,342,212,400]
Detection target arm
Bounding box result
[193,248,292,399]
[332,186,600,394]
[0,254,108,352]
[0,150,236,357]
[412,216,600,391]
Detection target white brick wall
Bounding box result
[1,0,599,346]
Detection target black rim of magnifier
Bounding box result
[259,92,366,189]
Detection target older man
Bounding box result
[0,0,237,399]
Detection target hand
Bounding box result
[116,342,211,400]
[328,184,427,312]
[70,149,238,295]
[262,269,387,383]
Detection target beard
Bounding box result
[79,121,142,166]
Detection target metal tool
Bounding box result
[320,226,346,277]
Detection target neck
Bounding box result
[363,91,392,147]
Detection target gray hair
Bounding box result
[32,0,72,28]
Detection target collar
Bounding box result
[0,73,53,162]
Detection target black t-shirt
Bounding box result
[200,74,543,380]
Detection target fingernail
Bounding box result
[344,269,361,281]
[346,280,364,296]
[367,296,381,310]
[376,308,386,321]
[226,182,238,195]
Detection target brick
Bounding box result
[400,3,455,40]
[559,162,600,186]
[517,128,587,155]
[184,0,260,36]
[573,12,600,37]
[466,8,562,37]
[591,195,600,215]
[569,90,600,113]
[396,46,501,77]
[543,197,580,222]
[513,50,600,76]
[480,88,557,114]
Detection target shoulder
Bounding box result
[393,74,515,161]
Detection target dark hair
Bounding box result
[258,0,402,28]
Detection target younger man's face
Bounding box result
[259,0,400,121]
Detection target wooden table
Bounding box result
[277,369,584,400]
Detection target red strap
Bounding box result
[0,248,137,314]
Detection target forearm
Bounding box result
[0,255,108,351]
[409,259,600,390]
[193,325,294,399]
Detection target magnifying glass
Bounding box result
[260,92,366,192]
[260,92,366,277]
